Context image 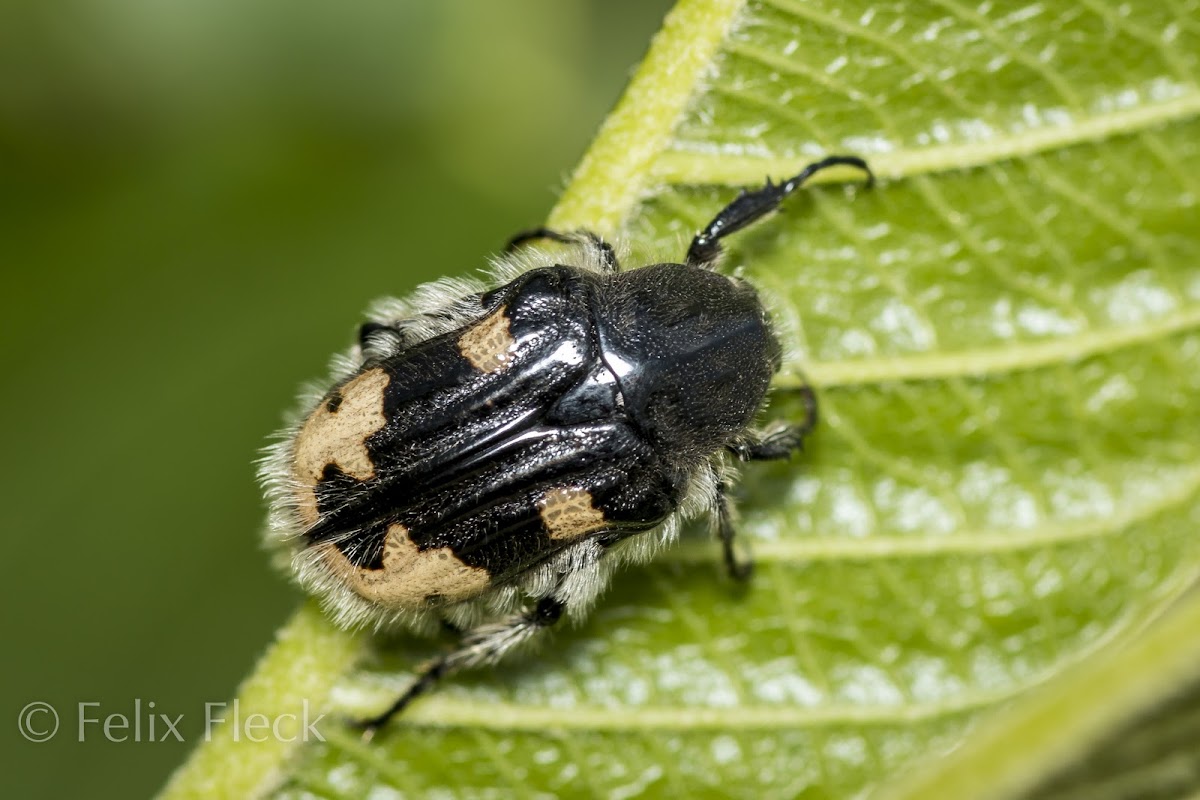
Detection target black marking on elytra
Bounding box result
[324,390,344,414]
[336,520,388,571]
[305,264,763,583]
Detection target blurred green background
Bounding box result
[0,2,672,796]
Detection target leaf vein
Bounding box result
[1076,0,1199,87]
[759,0,990,120]
[663,462,1200,563]
[385,690,1006,732]
[927,0,1085,110]
[778,310,1200,387]
[651,93,1200,185]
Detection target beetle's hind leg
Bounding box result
[686,156,873,270]
[353,597,566,740]
[506,227,619,272]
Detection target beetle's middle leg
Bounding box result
[357,320,420,357]
[728,384,818,462]
[358,289,488,359]
[716,384,819,581]
[354,596,565,739]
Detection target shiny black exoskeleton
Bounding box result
[307,261,783,580]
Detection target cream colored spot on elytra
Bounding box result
[320,524,490,609]
[458,305,517,372]
[539,486,608,540]
[292,367,389,525]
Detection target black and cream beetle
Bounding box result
[261,155,873,735]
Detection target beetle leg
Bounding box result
[686,155,873,269]
[357,320,408,355]
[358,292,488,359]
[506,227,619,272]
[718,384,818,579]
[715,481,753,581]
[728,385,818,462]
[357,318,446,361]
[354,597,566,739]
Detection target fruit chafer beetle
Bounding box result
[260,155,873,735]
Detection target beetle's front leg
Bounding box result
[686,156,873,269]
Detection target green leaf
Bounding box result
[877,590,1200,800]
[160,0,1200,797]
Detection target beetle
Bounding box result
[260,155,873,735]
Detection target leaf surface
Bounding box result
[161,0,1200,797]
